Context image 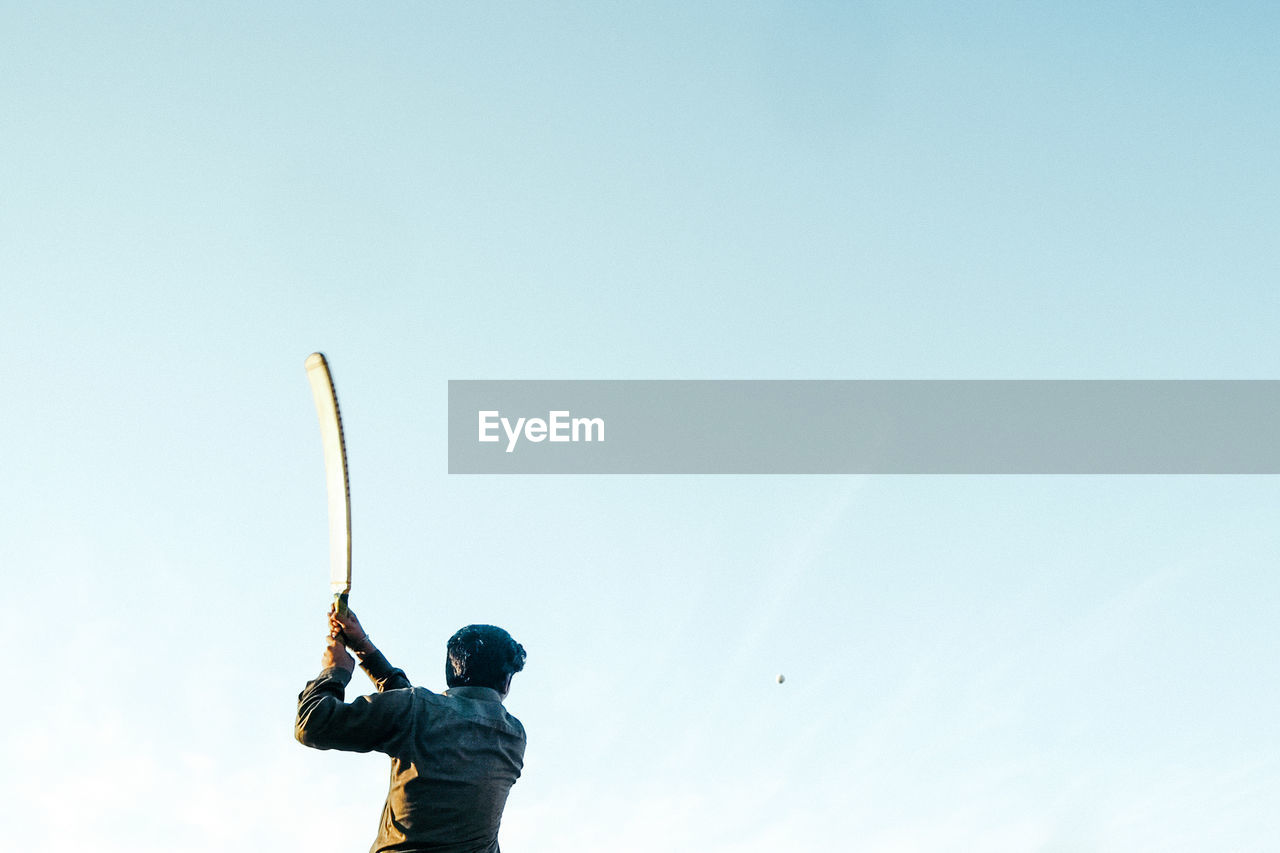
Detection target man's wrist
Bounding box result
[318,664,354,683]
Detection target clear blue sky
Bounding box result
[3,3,1278,851]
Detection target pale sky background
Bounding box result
[3,2,1278,851]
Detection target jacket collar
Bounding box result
[444,685,504,703]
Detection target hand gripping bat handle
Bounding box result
[332,592,353,646]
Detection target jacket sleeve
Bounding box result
[295,666,413,754]
[357,648,413,692]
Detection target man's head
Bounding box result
[446,624,526,695]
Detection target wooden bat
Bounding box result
[305,352,352,617]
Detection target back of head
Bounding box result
[446,624,527,691]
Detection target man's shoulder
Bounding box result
[423,687,526,740]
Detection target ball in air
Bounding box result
[776,673,786,684]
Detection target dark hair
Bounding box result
[446,625,526,691]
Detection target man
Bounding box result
[296,608,528,853]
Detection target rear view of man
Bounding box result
[296,609,527,853]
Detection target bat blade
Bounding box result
[305,352,352,612]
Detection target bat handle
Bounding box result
[333,592,349,618]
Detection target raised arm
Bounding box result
[330,607,412,692]
[295,634,411,753]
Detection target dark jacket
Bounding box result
[297,650,526,853]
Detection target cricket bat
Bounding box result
[305,352,352,617]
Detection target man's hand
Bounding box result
[329,605,376,655]
[322,634,355,673]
